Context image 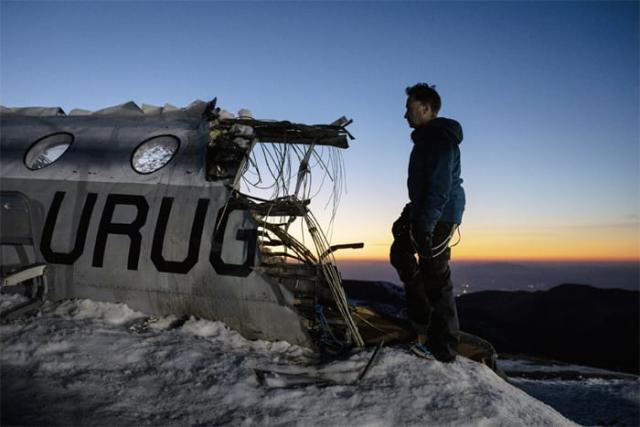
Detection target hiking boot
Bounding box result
[409,342,436,360]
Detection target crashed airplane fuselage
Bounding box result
[0,99,367,348]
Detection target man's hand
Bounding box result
[410,225,433,260]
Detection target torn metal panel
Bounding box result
[220,118,353,148]
[206,106,363,347]
[0,98,369,351]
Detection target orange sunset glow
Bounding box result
[331,224,640,262]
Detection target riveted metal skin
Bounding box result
[0,105,312,345]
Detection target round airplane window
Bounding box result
[131,135,180,174]
[24,132,74,170]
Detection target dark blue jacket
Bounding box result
[407,117,465,233]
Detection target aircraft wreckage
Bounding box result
[0,99,497,368]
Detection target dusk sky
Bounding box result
[2,1,638,262]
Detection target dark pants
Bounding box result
[390,211,460,359]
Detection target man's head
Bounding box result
[404,83,441,128]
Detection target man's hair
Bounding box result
[406,83,441,114]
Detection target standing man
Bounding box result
[390,83,465,362]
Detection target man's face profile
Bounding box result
[404,96,434,128]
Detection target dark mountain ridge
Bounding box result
[342,280,639,374]
[456,283,639,374]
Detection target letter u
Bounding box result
[151,197,209,274]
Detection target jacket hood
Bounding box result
[411,117,463,145]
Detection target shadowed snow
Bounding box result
[1,295,574,426]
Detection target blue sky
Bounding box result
[2,0,638,260]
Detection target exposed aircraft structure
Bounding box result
[0,100,498,370]
[0,99,375,350]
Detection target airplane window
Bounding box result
[131,135,180,174]
[24,132,74,170]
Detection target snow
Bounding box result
[237,108,253,119]
[499,357,638,379]
[230,124,255,137]
[0,293,28,312]
[1,295,575,426]
[52,299,146,326]
[510,378,639,426]
[132,138,178,173]
[219,109,235,119]
[32,143,70,169]
[495,357,640,425]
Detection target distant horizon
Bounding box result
[336,257,639,292]
[335,256,640,264]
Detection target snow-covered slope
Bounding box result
[1,295,574,426]
[497,357,639,426]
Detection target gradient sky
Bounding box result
[1,1,638,262]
